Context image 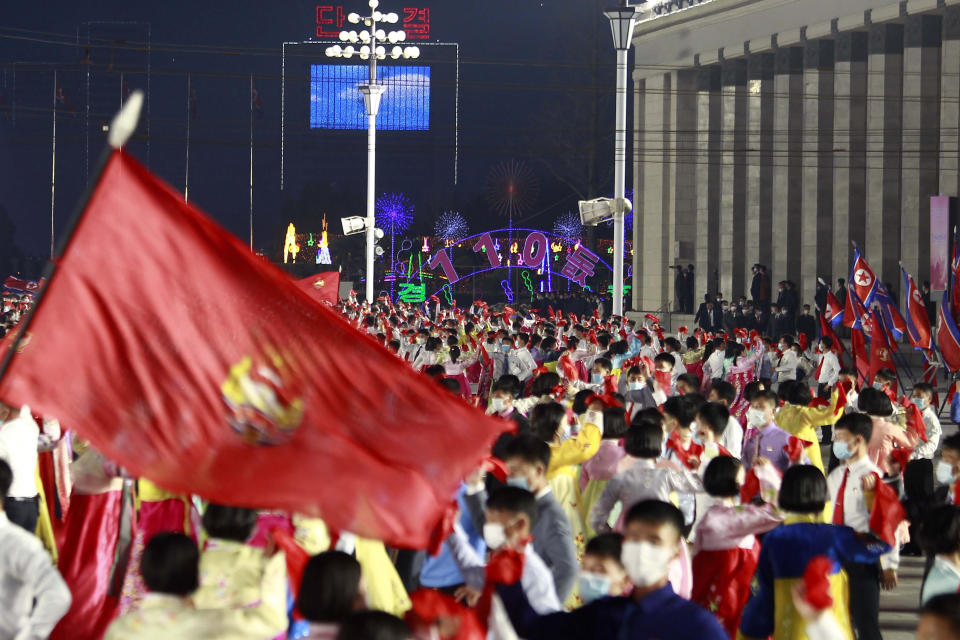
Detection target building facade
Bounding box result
[631,0,960,313]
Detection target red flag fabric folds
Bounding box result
[868,473,907,547]
[0,151,508,550]
[938,290,960,373]
[295,271,340,306]
[901,267,932,350]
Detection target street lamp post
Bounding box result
[326,1,420,304]
[603,2,638,318]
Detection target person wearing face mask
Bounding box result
[935,434,960,504]
[464,436,578,604]
[857,387,920,476]
[797,305,817,347]
[576,533,633,606]
[815,337,841,393]
[618,366,658,420]
[693,403,734,476]
[774,337,799,387]
[445,486,561,617]
[495,499,727,640]
[826,413,899,640]
[911,383,942,461]
[742,391,798,473]
[739,465,891,640]
[568,358,613,394]
[692,457,783,637]
[295,551,366,639]
[706,381,744,458]
[507,333,538,383]
[919,505,960,604]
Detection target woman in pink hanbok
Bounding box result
[723,342,762,425]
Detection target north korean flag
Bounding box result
[824,289,844,327]
[843,284,870,331]
[874,282,906,345]
[902,266,932,351]
[938,289,960,373]
[849,246,879,307]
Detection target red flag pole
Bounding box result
[0,93,144,385]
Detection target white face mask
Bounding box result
[489,397,507,414]
[621,541,673,587]
[483,522,507,550]
[746,407,768,428]
[936,460,957,485]
[583,410,604,429]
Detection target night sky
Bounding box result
[0,0,619,263]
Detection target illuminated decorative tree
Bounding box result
[434,211,469,243]
[553,211,583,243]
[317,214,332,265]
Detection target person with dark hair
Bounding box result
[496,500,727,640]
[580,407,632,535]
[423,364,446,380]
[447,486,561,615]
[693,403,733,472]
[296,551,364,637]
[661,395,703,527]
[706,380,744,457]
[676,373,701,396]
[827,412,896,640]
[919,505,960,603]
[0,457,71,640]
[775,380,844,472]
[619,365,659,419]
[104,532,287,639]
[464,436,578,604]
[589,422,702,549]
[487,376,532,461]
[938,434,960,502]
[577,533,632,604]
[336,611,412,640]
[815,337,841,393]
[911,382,942,460]
[918,593,960,639]
[742,391,799,473]
[692,456,782,636]
[738,465,891,640]
[856,387,919,475]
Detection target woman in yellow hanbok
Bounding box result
[775,382,843,471]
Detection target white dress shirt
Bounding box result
[816,351,841,387]
[0,407,41,499]
[720,416,744,459]
[0,511,71,640]
[911,406,942,460]
[704,351,724,382]
[775,350,799,382]
[827,455,899,570]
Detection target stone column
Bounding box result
[940,6,960,200]
[866,23,904,290]
[695,66,722,299]
[674,70,700,300]
[719,59,748,299]
[833,32,869,286]
[638,73,673,311]
[771,47,804,289]
[901,14,942,289]
[746,54,775,288]
[801,39,835,308]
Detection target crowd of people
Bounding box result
[2,286,960,640]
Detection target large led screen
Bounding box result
[310,64,430,131]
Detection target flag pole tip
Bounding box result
[108,90,143,149]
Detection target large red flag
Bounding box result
[938,289,960,373]
[296,271,340,306]
[824,289,844,327]
[0,151,507,550]
[849,246,879,306]
[818,313,845,357]
[901,266,932,351]
[868,313,897,385]
[851,328,870,385]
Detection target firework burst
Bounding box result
[484,159,540,220]
[434,211,469,242]
[553,211,583,243]
[375,192,415,234]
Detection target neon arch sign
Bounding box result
[419,227,626,300]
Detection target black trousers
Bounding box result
[844,561,882,640]
[4,495,39,533]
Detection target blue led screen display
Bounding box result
[310,64,430,131]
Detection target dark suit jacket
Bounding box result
[465,487,578,603]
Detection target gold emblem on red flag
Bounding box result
[314,279,325,288]
[221,353,304,445]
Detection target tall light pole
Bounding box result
[326,1,420,304]
[604,2,638,318]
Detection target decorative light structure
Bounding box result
[553,211,584,243]
[283,222,300,263]
[375,192,414,300]
[325,1,421,303]
[434,211,469,244]
[317,214,332,264]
